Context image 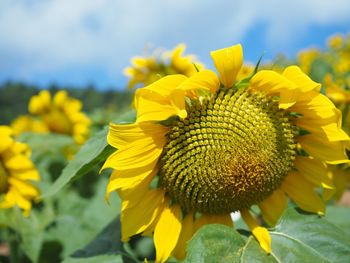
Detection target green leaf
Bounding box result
[42,128,115,198]
[325,205,350,237]
[113,109,136,124]
[71,217,123,258]
[185,208,350,263]
[62,254,124,263]
[184,224,272,263]
[44,178,121,259]
[0,204,56,262]
[309,58,333,83]
[18,132,74,162]
[271,208,350,262]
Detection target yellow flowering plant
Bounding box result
[102,44,349,262]
[296,33,350,200]
[124,44,204,89]
[3,38,350,263]
[0,126,40,216]
[28,90,91,145]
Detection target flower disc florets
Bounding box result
[159,87,297,214]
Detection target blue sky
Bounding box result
[1,0,350,90]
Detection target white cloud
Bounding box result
[0,0,349,85]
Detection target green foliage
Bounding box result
[185,208,350,263]
[43,128,115,198]
[62,254,124,263]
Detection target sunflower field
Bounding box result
[1,34,350,263]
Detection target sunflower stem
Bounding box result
[8,229,20,263]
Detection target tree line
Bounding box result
[0,81,133,125]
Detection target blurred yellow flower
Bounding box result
[103,44,350,262]
[11,115,49,136]
[28,90,91,144]
[166,44,203,76]
[0,126,40,216]
[297,48,320,74]
[124,44,203,89]
[328,34,344,50]
[324,74,350,105]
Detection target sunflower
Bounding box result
[297,48,320,74]
[324,74,350,105]
[103,44,350,262]
[0,126,40,216]
[11,115,49,136]
[328,34,344,50]
[166,44,204,77]
[28,90,91,144]
[124,44,203,89]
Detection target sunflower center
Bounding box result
[43,109,72,135]
[0,158,9,194]
[158,88,297,214]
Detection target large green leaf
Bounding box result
[42,128,115,198]
[0,204,56,263]
[44,178,121,259]
[71,217,123,258]
[184,225,272,263]
[325,205,350,237]
[271,208,350,262]
[184,208,350,263]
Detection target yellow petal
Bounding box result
[259,189,287,226]
[134,75,187,122]
[13,169,40,181]
[106,166,156,200]
[297,119,350,142]
[39,90,51,106]
[0,125,13,137]
[175,70,220,95]
[0,187,32,215]
[295,156,334,189]
[249,70,299,109]
[296,108,349,142]
[173,212,194,260]
[29,90,51,114]
[121,189,165,241]
[8,177,40,198]
[298,134,349,164]
[282,66,321,92]
[252,227,271,253]
[4,154,34,170]
[103,138,162,170]
[53,90,68,107]
[0,126,13,153]
[116,172,154,208]
[103,122,167,171]
[241,209,271,253]
[210,44,243,87]
[135,96,179,122]
[291,91,337,120]
[170,70,220,118]
[281,171,325,215]
[107,122,168,149]
[194,213,234,231]
[154,204,182,263]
